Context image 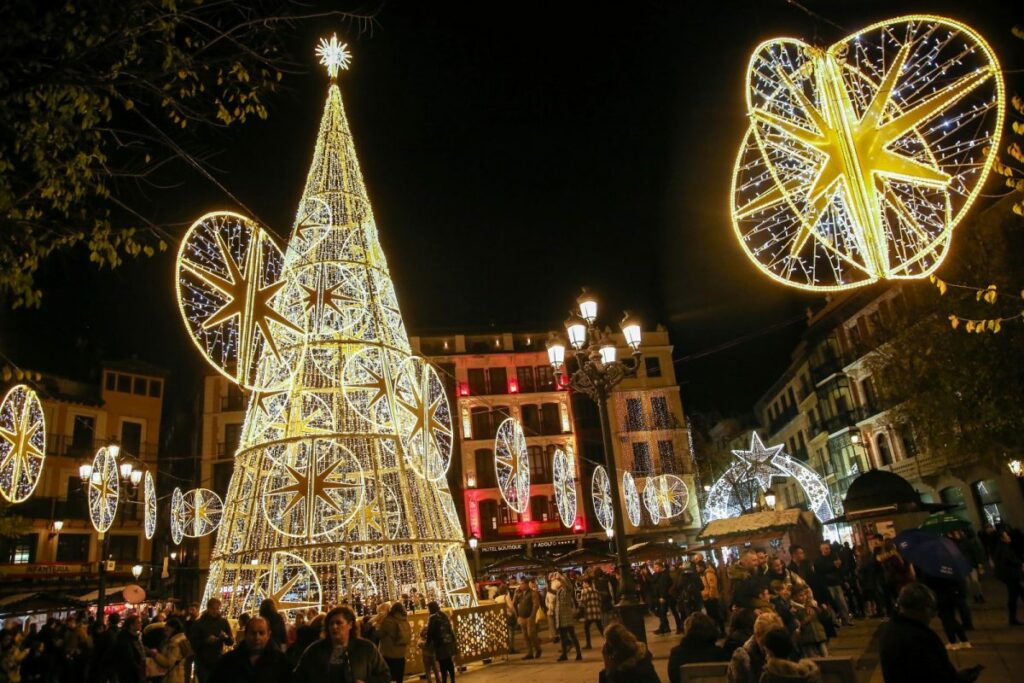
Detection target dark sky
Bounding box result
[2,0,1021,433]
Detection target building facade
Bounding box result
[751,287,1024,533]
[0,360,166,597]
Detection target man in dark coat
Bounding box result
[188,598,233,683]
[211,617,291,683]
[880,583,982,683]
[113,615,145,683]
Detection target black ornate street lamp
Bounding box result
[546,288,648,642]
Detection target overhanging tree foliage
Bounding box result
[0,0,370,307]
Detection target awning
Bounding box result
[552,547,617,567]
[481,555,555,575]
[0,592,88,616]
[77,586,132,603]
[626,541,686,562]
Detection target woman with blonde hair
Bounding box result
[599,623,660,683]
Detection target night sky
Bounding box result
[2,0,1020,443]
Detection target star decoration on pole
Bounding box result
[316,34,351,78]
[0,385,46,504]
[731,432,787,491]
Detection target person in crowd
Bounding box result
[62,614,91,683]
[113,615,145,683]
[211,616,290,683]
[418,621,442,683]
[952,530,987,604]
[599,622,660,683]
[293,605,390,683]
[667,613,728,683]
[1,631,28,682]
[148,618,191,683]
[90,612,120,683]
[879,539,915,618]
[768,581,798,634]
[550,573,582,661]
[722,608,756,657]
[424,601,458,683]
[880,583,983,683]
[760,628,821,683]
[855,545,881,618]
[696,558,723,630]
[257,599,287,651]
[362,602,389,644]
[288,612,324,667]
[726,611,783,683]
[919,572,972,650]
[495,581,518,654]
[791,585,828,657]
[814,543,854,625]
[235,613,251,647]
[579,578,604,649]
[513,577,542,659]
[787,545,813,586]
[993,528,1024,625]
[728,551,761,608]
[18,640,48,683]
[378,602,411,683]
[593,567,617,626]
[188,598,233,683]
[764,557,789,587]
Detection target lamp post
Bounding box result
[80,445,145,620]
[467,534,480,586]
[547,288,647,642]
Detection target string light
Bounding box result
[0,384,46,504]
[552,446,578,528]
[494,418,530,514]
[144,471,157,540]
[88,447,119,534]
[179,39,476,615]
[591,466,613,532]
[731,15,1004,291]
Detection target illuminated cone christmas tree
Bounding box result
[176,37,475,616]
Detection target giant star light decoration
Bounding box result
[0,385,46,504]
[316,34,351,78]
[731,16,1004,291]
[704,433,833,525]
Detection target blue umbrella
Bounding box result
[894,529,971,579]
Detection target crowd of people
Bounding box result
[0,592,460,683]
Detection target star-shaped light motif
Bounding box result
[267,457,362,535]
[316,34,352,78]
[731,432,788,491]
[0,388,45,503]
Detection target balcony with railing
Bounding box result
[46,434,159,460]
[768,405,799,435]
[809,351,843,383]
[220,393,246,411]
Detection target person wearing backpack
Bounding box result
[514,578,542,659]
[378,602,412,683]
[425,602,458,683]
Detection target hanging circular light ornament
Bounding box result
[394,357,453,481]
[180,488,224,538]
[340,477,401,556]
[591,466,613,532]
[731,15,1004,291]
[494,418,530,514]
[552,447,578,528]
[442,544,477,609]
[0,384,46,504]
[176,211,306,390]
[245,551,322,619]
[170,487,184,545]
[144,471,157,540]
[643,478,662,525]
[622,471,642,527]
[340,346,401,427]
[88,447,119,534]
[644,474,690,520]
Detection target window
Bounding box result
[70,415,95,456]
[516,367,536,393]
[223,423,242,457]
[116,374,131,393]
[657,440,675,474]
[644,357,662,378]
[540,403,561,435]
[529,446,549,484]
[224,384,245,411]
[875,433,892,467]
[624,398,645,431]
[56,535,90,562]
[530,495,550,522]
[631,442,652,474]
[651,396,671,429]
[487,367,508,395]
[536,366,556,391]
[1,534,37,564]
[66,476,88,519]
[148,379,162,398]
[899,427,917,458]
[132,377,147,396]
[105,373,116,391]
[213,462,233,499]
[491,406,510,435]
[520,405,541,436]
[120,420,143,457]
[973,479,1005,527]
[437,363,456,396]
[107,535,139,562]
[467,369,487,396]
[475,449,496,488]
[471,408,491,440]
[478,500,498,539]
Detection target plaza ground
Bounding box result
[455,579,1024,682]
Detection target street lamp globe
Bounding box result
[78,463,94,482]
[565,312,588,349]
[107,444,121,459]
[131,564,143,580]
[599,338,617,365]
[129,470,143,487]
[576,289,598,325]
[119,462,134,481]
[546,335,566,371]
[170,551,178,561]
[605,527,614,539]
[620,311,642,352]
[468,535,479,550]
[765,493,777,510]
[53,520,64,533]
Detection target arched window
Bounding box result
[875,433,892,467]
[475,448,497,488]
